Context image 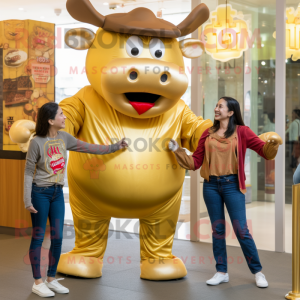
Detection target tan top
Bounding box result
[205,130,238,176]
[174,129,238,179]
[173,128,282,195]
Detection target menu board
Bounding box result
[0,20,55,151]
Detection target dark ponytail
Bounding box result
[35,102,58,137]
[211,97,245,138]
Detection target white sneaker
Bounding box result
[45,278,69,294]
[32,282,55,297]
[206,272,229,285]
[255,272,268,288]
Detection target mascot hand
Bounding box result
[9,120,36,153]
[169,139,179,152]
[258,132,283,160]
[258,132,283,145]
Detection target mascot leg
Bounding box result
[139,187,187,280]
[57,181,110,278]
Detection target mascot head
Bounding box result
[65,0,209,118]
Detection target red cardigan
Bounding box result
[192,125,267,192]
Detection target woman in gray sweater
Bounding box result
[24,102,127,297]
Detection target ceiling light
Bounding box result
[261,44,264,47]
[261,61,266,65]
[103,2,109,4]
[19,8,24,11]
[203,4,251,62]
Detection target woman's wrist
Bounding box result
[111,143,120,153]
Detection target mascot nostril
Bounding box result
[160,74,168,82]
[129,71,138,80]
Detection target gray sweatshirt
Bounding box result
[24,130,119,208]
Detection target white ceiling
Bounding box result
[0,0,298,25]
[0,0,193,25]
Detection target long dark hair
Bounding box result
[211,96,245,138]
[35,102,59,137]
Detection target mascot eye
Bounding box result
[149,38,165,60]
[126,36,143,58]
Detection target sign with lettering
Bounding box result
[31,63,50,83]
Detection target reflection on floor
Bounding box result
[63,190,292,254]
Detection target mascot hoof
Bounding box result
[57,252,103,278]
[140,256,187,280]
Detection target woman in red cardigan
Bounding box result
[169,97,282,288]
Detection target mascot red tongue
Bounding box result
[129,101,155,115]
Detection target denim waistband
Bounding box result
[208,174,238,182]
[32,183,62,187]
[209,174,238,179]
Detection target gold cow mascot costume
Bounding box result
[10,0,280,281]
[59,1,212,280]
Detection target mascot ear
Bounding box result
[179,38,205,59]
[65,28,95,50]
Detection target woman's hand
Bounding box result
[116,137,128,150]
[168,139,179,152]
[26,206,38,213]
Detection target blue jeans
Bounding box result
[29,183,64,279]
[203,175,262,274]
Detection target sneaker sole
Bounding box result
[206,279,229,286]
[47,287,69,294]
[32,289,55,298]
[257,284,268,288]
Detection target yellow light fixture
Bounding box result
[273,5,300,61]
[202,3,252,62]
